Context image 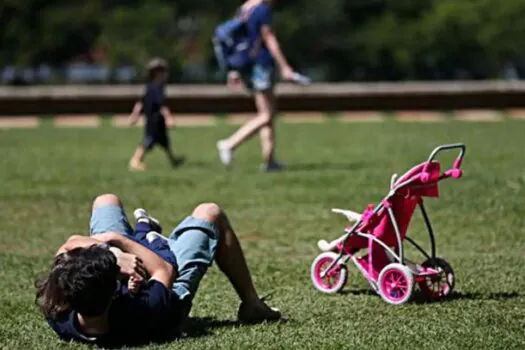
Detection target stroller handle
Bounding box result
[422,143,466,182]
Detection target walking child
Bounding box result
[128,58,184,171]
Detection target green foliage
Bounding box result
[1,0,525,80]
[0,1,103,66]
[98,1,183,77]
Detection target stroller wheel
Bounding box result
[378,263,414,305]
[311,252,348,294]
[418,257,455,300]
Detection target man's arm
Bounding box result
[56,235,147,281]
[95,232,174,289]
[56,235,100,256]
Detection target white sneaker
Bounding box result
[133,208,162,233]
[133,208,148,221]
[261,161,287,172]
[217,140,233,168]
[146,231,168,243]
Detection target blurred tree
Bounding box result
[274,0,352,80]
[0,1,102,66]
[97,1,183,79]
[2,0,525,81]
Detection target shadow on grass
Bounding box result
[287,161,366,172]
[182,317,240,338]
[413,291,522,304]
[115,318,241,348]
[340,289,522,304]
[339,289,376,296]
[444,291,521,302]
[182,316,289,338]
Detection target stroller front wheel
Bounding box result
[378,263,414,305]
[311,252,348,294]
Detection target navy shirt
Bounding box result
[131,222,177,267]
[142,82,166,134]
[47,281,186,347]
[246,2,274,68]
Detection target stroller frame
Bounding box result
[312,144,466,304]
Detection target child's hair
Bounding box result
[147,57,168,80]
[35,245,119,319]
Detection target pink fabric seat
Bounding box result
[342,161,442,252]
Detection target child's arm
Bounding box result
[161,106,175,128]
[129,101,143,125]
[95,232,174,289]
[56,235,147,282]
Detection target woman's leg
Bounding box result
[258,91,276,163]
[217,65,276,167]
[220,90,274,152]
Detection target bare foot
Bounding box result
[129,161,147,172]
[237,299,282,324]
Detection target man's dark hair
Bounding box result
[35,245,119,319]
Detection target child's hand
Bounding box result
[167,116,175,128]
[161,106,175,128]
[128,115,139,126]
[113,250,147,281]
[128,114,139,126]
[128,275,142,294]
[227,71,243,91]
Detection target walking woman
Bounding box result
[216,0,296,171]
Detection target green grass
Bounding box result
[1,121,525,349]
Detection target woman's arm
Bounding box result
[261,26,294,80]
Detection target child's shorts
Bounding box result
[89,205,220,304]
[143,130,170,150]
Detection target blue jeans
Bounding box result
[89,205,220,302]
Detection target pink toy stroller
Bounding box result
[310,144,466,304]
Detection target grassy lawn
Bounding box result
[1,120,524,349]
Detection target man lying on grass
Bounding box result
[35,193,280,347]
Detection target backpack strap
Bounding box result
[237,5,263,62]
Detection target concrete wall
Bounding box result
[1,81,525,115]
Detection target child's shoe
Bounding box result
[133,208,162,233]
